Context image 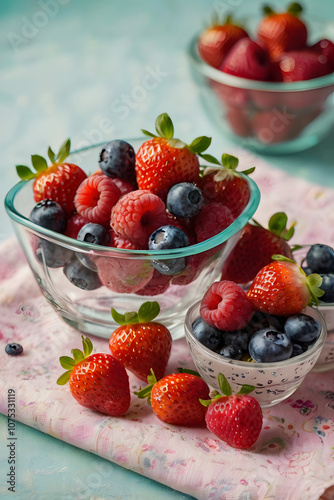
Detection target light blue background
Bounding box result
[1,0,334,499]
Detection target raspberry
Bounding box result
[171,252,209,286]
[109,230,144,250]
[195,202,234,243]
[111,177,135,196]
[135,269,171,296]
[111,190,168,247]
[200,280,253,331]
[96,256,154,293]
[74,175,121,224]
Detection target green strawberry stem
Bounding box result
[16,138,71,181]
[111,301,160,326]
[177,367,201,377]
[200,153,255,178]
[252,212,296,241]
[57,335,93,385]
[134,368,158,404]
[272,254,325,306]
[141,113,212,155]
[200,373,255,407]
[263,2,303,16]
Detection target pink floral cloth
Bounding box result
[1,159,334,500]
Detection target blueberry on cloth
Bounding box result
[166,183,203,219]
[77,223,110,271]
[306,244,334,274]
[64,256,102,290]
[30,199,67,233]
[5,343,23,356]
[249,329,293,363]
[192,317,223,351]
[148,225,189,275]
[284,313,321,343]
[99,140,135,183]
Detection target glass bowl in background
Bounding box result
[184,300,327,407]
[188,20,334,154]
[4,139,260,340]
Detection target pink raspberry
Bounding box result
[111,190,168,247]
[111,177,135,196]
[171,253,208,286]
[96,256,154,293]
[74,175,121,224]
[195,202,234,243]
[109,230,144,250]
[200,280,253,331]
[135,269,171,296]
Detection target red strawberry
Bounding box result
[57,336,130,416]
[279,50,332,82]
[257,2,307,60]
[200,280,254,331]
[109,301,172,382]
[252,109,299,144]
[247,256,324,316]
[135,113,211,200]
[110,190,168,247]
[198,15,248,69]
[220,38,273,81]
[194,202,234,242]
[226,105,252,138]
[221,212,294,284]
[16,139,87,214]
[201,373,262,449]
[311,39,334,71]
[199,153,255,219]
[135,369,210,426]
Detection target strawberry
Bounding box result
[226,105,252,138]
[16,139,87,214]
[221,212,294,285]
[252,109,296,144]
[198,14,248,69]
[220,38,273,81]
[57,335,130,416]
[310,39,334,71]
[109,301,172,382]
[201,373,262,449]
[135,369,210,426]
[199,153,255,219]
[135,113,211,200]
[247,255,324,316]
[257,2,307,61]
[278,50,332,82]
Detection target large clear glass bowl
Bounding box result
[188,25,334,154]
[184,301,327,407]
[4,139,260,340]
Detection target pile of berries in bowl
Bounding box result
[189,2,334,153]
[5,113,260,339]
[184,256,327,408]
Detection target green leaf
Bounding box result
[272,254,296,264]
[177,368,201,377]
[155,113,174,139]
[199,398,212,407]
[111,308,127,325]
[59,356,75,370]
[57,138,71,163]
[268,212,288,236]
[288,2,303,15]
[16,165,36,181]
[283,225,295,241]
[48,146,56,163]
[188,136,211,154]
[31,154,48,173]
[199,153,221,165]
[237,384,255,396]
[124,311,139,323]
[71,348,84,363]
[217,373,232,396]
[240,166,255,176]
[138,301,160,323]
[263,5,275,15]
[141,129,157,139]
[82,336,93,358]
[307,273,325,297]
[221,153,239,170]
[56,370,71,385]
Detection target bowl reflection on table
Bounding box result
[4,139,260,340]
[184,301,327,407]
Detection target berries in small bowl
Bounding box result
[189,3,334,153]
[5,114,260,340]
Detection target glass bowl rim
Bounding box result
[4,138,261,258]
[184,299,327,369]
[188,34,334,92]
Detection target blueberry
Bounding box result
[148,225,189,275]
[248,329,293,363]
[36,239,73,268]
[192,317,223,351]
[99,140,135,183]
[220,330,249,352]
[319,273,334,303]
[30,199,67,233]
[284,313,321,343]
[77,223,110,271]
[166,183,203,219]
[306,244,334,274]
[5,343,23,355]
[216,344,243,360]
[290,343,305,358]
[64,256,102,290]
